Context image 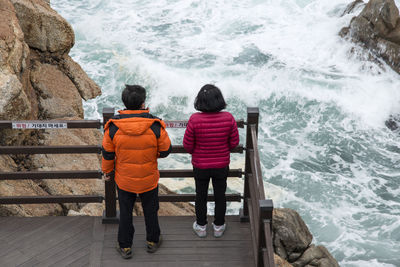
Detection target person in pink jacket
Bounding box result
[183,84,239,238]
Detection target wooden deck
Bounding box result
[0,215,255,267]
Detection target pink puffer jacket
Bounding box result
[183,111,239,169]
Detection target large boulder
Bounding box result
[0,72,31,120]
[292,245,339,267]
[273,208,313,262]
[10,0,74,56]
[0,0,29,75]
[273,208,339,267]
[30,62,83,118]
[340,0,400,74]
[60,55,101,100]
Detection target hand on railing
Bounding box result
[103,171,114,181]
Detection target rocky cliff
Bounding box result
[0,0,102,216]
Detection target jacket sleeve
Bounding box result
[229,116,239,150]
[102,127,115,173]
[183,117,195,154]
[158,126,172,158]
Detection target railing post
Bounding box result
[240,107,259,222]
[258,199,274,267]
[102,107,119,224]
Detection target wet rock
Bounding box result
[273,208,339,267]
[274,254,294,267]
[340,0,400,74]
[272,208,313,261]
[292,245,339,267]
[341,0,365,16]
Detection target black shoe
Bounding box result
[116,244,132,259]
[146,236,162,253]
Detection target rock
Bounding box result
[340,0,400,74]
[0,72,31,120]
[274,254,294,267]
[68,203,103,216]
[292,245,339,267]
[11,0,74,56]
[385,115,400,130]
[30,61,83,119]
[60,55,101,100]
[0,155,64,216]
[341,0,365,16]
[0,0,29,75]
[272,208,313,262]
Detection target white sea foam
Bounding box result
[52,0,400,266]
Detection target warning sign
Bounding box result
[12,122,67,129]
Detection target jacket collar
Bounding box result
[118,109,149,115]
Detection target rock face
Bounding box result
[0,0,101,216]
[340,0,400,74]
[273,209,339,267]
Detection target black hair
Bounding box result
[122,84,146,110]
[194,84,227,112]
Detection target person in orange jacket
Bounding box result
[102,84,172,259]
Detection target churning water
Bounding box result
[52,0,400,266]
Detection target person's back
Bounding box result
[183,111,238,169]
[102,84,171,259]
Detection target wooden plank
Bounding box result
[88,218,104,267]
[16,217,92,259]
[154,194,241,202]
[0,195,103,204]
[24,220,93,264]
[159,169,243,178]
[0,145,101,154]
[0,170,102,180]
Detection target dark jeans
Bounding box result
[194,166,228,226]
[117,186,160,248]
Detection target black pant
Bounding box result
[194,166,228,226]
[117,186,160,248]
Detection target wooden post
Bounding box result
[258,199,274,267]
[102,107,119,224]
[240,107,259,222]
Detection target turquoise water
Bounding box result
[52,0,400,266]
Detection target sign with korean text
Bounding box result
[12,122,67,129]
[165,121,188,128]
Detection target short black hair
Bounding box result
[122,84,146,110]
[194,84,227,112]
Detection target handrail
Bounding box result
[0,144,244,154]
[242,107,274,267]
[0,107,275,267]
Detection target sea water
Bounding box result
[52,0,400,266]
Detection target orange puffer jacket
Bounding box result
[102,109,171,193]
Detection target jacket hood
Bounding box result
[104,110,166,136]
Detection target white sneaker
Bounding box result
[212,223,226,238]
[193,221,207,238]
